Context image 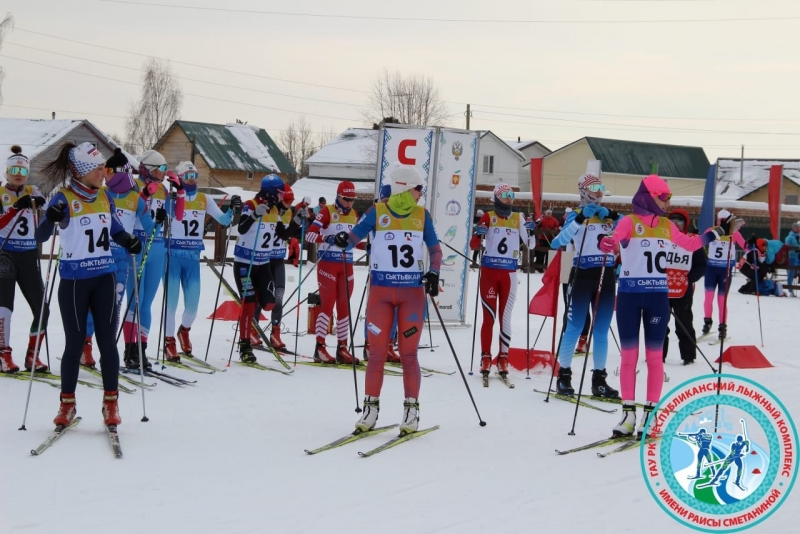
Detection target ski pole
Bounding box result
[41,248,61,370]
[155,210,172,366]
[670,309,716,373]
[31,207,55,369]
[281,247,364,305]
[19,223,59,431]
[715,233,736,433]
[116,223,159,343]
[293,220,306,366]
[610,327,621,353]
[0,210,24,252]
[341,251,361,414]
[131,254,149,422]
[282,290,318,318]
[204,216,236,361]
[229,206,262,363]
[426,297,434,352]
[468,247,483,375]
[427,291,486,427]
[350,237,370,357]
[526,226,532,379]
[753,256,764,347]
[439,239,480,268]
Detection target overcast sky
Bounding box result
[1,0,798,162]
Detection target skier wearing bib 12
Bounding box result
[549,173,620,398]
[335,165,441,435]
[163,162,241,361]
[469,183,533,379]
[599,175,734,437]
[702,209,745,342]
[36,142,142,429]
[0,145,48,373]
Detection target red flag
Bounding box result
[768,165,783,240]
[530,158,543,221]
[529,250,561,317]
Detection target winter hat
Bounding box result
[7,145,30,169]
[279,183,295,203]
[476,209,484,217]
[493,183,514,199]
[577,173,604,206]
[717,209,731,222]
[176,161,198,178]
[303,195,312,205]
[138,149,166,183]
[564,207,573,213]
[793,221,800,230]
[68,142,106,178]
[390,165,423,194]
[337,180,357,198]
[632,174,670,217]
[105,148,134,194]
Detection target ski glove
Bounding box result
[253,203,269,218]
[333,231,349,248]
[598,236,616,254]
[45,202,67,223]
[13,195,45,210]
[121,234,142,254]
[141,182,160,198]
[421,271,439,296]
[165,171,183,191]
[596,206,610,220]
[524,221,537,231]
[606,210,621,222]
[155,207,167,224]
[293,207,309,226]
[721,215,745,235]
[476,225,488,236]
[230,195,242,212]
[581,204,600,219]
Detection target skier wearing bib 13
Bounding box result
[598,175,739,437]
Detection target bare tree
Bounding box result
[278,116,328,179]
[364,70,449,127]
[125,58,182,153]
[0,13,15,105]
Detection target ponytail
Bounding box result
[41,142,77,190]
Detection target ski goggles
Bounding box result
[496,189,515,199]
[339,195,356,202]
[146,163,169,172]
[585,183,605,194]
[652,192,672,202]
[7,166,29,177]
[181,172,199,181]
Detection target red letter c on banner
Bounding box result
[398,139,417,165]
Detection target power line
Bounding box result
[97,0,800,24]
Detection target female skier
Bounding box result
[36,142,142,429]
[336,165,441,435]
[599,175,739,436]
[468,183,533,379]
[0,146,48,373]
[549,173,619,398]
[163,162,241,361]
[702,209,745,341]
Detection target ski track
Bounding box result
[1,264,798,533]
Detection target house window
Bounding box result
[482,155,494,174]
[247,171,254,181]
[785,194,799,205]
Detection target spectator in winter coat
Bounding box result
[738,238,788,296]
[663,209,707,365]
[534,210,561,272]
[785,222,800,294]
[471,209,485,267]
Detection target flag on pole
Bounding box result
[529,250,561,318]
[530,158,543,221]
[768,165,783,240]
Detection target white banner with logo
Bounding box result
[374,126,436,202]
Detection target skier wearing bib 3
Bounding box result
[37,142,142,429]
[599,175,730,437]
[0,145,48,373]
[702,209,745,342]
[549,173,620,398]
[469,183,532,379]
[305,180,365,364]
[163,162,241,361]
[337,165,441,435]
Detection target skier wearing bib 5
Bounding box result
[335,165,441,435]
[549,173,620,398]
[0,146,48,373]
[469,183,533,379]
[702,209,745,342]
[36,142,142,429]
[599,175,736,437]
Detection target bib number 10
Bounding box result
[388,244,414,268]
[643,251,667,274]
[85,227,110,253]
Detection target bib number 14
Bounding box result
[85,227,110,253]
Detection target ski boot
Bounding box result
[314,342,337,364]
[637,401,656,438]
[336,340,359,365]
[591,369,620,398]
[53,393,76,428]
[575,335,588,354]
[177,325,192,354]
[102,391,121,426]
[0,347,19,373]
[718,323,727,342]
[387,343,401,364]
[612,402,636,437]
[249,328,263,349]
[124,342,152,371]
[702,318,713,336]
[556,367,574,395]
[163,337,180,362]
[496,352,509,377]
[25,333,48,372]
[399,397,420,435]
[81,337,96,368]
[269,322,287,351]
[479,353,492,377]
[238,339,257,363]
[355,395,379,433]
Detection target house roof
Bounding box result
[480,131,526,161]
[505,139,552,154]
[163,121,294,175]
[305,128,378,166]
[0,118,87,160]
[715,159,800,199]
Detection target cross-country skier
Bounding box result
[784,222,800,296]
[304,180,365,364]
[599,175,735,437]
[120,150,184,370]
[702,209,745,341]
[0,145,49,373]
[163,161,241,361]
[469,183,533,380]
[36,142,142,429]
[703,435,750,490]
[550,173,620,398]
[335,165,441,435]
[682,428,716,479]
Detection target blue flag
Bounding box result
[698,164,716,232]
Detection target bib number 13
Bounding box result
[388,244,414,268]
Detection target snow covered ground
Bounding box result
[1,259,799,534]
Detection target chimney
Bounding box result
[52,112,56,120]
[517,136,521,142]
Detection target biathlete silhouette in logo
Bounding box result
[695,419,751,491]
[681,428,716,480]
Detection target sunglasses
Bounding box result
[653,192,672,202]
[7,167,29,177]
[340,196,356,202]
[146,163,169,172]
[497,190,514,199]
[586,183,605,194]
[104,166,128,176]
[182,172,198,181]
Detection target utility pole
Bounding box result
[465,104,471,130]
[738,145,745,186]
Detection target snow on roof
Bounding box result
[716,159,800,199]
[0,118,81,160]
[480,131,525,161]
[504,139,540,151]
[305,128,378,166]
[225,123,279,172]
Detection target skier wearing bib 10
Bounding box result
[36,142,142,429]
[702,209,746,342]
[469,183,533,379]
[598,175,739,437]
[163,161,242,361]
[334,165,441,435]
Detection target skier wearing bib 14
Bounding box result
[163,162,242,361]
[334,165,441,435]
[598,175,738,437]
[549,173,621,398]
[702,209,746,342]
[36,142,142,429]
[469,183,534,379]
